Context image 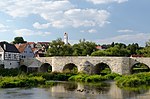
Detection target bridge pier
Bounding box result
[20,57,150,75]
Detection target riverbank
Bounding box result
[0,69,150,89]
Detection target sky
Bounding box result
[0,0,150,46]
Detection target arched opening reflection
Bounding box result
[94,63,111,75]
[64,82,78,91]
[131,63,149,74]
[40,63,52,72]
[63,63,78,73]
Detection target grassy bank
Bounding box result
[0,68,150,88]
[0,75,45,88]
[68,73,120,83]
[0,72,76,88]
[115,72,150,88]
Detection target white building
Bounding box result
[15,43,34,59]
[64,32,68,44]
[0,42,20,68]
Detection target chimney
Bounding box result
[3,44,6,50]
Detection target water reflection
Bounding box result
[0,81,149,99]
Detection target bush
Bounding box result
[104,73,121,80]
[68,74,88,82]
[30,72,76,81]
[85,75,106,82]
[115,72,150,88]
[0,68,20,76]
[0,76,45,88]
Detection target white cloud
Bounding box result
[14,29,51,36]
[33,22,50,29]
[117,29,133,33]
[64,9,110,28]
[0,23,8,32]
[96,33,150,46]
[87,0,128,4]
[0,0,110,28]
[0,0,74,17]
[80,29,97,33]
[88,29,97,33]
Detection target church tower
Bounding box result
[64,32,68,44]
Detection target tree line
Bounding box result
[11,37,150,57]
[46,38,150,57]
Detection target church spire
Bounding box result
[64,32,68,44]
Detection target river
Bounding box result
[0,81,149,99]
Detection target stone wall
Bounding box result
[21,56,150,75]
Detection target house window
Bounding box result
[8,54,11,59]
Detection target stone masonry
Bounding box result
[21,56,150,75]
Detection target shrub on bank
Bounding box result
[104,73,121,80]
[0,68,20,76]
[68,73,121,82]
[115,72,150,87]
[0,76,45,88]
[30,72,77,81]
[85,75,106,82]
[68,74,88,82]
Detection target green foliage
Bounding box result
[115,72,150,88]
[12,37,27,44]
[68,73,120,82]
[30,72,76,81]
[85,75,106,82]
[46,38,73,56]
[0,68,20,76]
[138,46,150,57]
[0,75,45,88]
[92,43,130,56]
[146,39,150,47]
[68,74,89,82]
[104,73,121,80]
[45,39,150,57]
[72,39,97,56]
[41,81,58,88]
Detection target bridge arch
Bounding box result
[131,62,150,74]
[63,63,78,73]
[93,62,111,75]
[40,63,52,72]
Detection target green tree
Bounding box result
[91,44,129,56]
[12,37,27,44]
[127,43,140,55]
[146,39,150,47]
[46,38,73,56]
[138,47,150,57]
[72,39,97,56]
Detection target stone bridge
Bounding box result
[21,56,150,75]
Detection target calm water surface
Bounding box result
[0,81,150,99]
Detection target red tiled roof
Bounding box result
[15,43,27,53]
[27,42,35,44]
[37,42,49,44]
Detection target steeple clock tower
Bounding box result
[64,32,68,44]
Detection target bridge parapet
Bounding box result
[20,56,150,75]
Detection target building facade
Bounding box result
[15,43,34,59]
[0,42,20,68]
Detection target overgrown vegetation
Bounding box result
[68,73,120,83]
[115,72,150,88]
[46,38,150,57]
[0,67,150,89]
[0,68,20,76]
[0,75,45,88]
